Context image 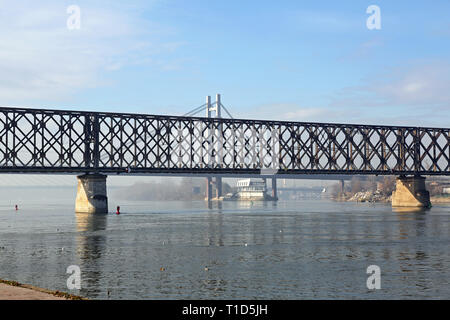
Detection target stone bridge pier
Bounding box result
[392,175,431,208]
[75,174,108,213]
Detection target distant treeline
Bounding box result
[112,177,232,201]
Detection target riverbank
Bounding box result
[431,196,450,203]
[0,279,85,300]
[347,190,391,203]
[333,190,390,203]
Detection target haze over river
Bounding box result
[0,186,449,299]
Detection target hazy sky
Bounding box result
[1,0,449,126]
[0,1,449,186]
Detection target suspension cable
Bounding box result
[220,103,234,119]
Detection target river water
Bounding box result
[0,186,449,299]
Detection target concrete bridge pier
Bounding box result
[339,180,345,194]
[338,179,346,200]
[392,175,431,208]
[205,177,213,201]
[215,177,222,199]
[75,174,108,213]
[271,177,278,200]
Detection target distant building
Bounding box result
[443,187,450,194]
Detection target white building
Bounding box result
[235,179,267,200]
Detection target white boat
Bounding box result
[223,178,277,201]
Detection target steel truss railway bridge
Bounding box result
[1,95,448,212]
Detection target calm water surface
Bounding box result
[0,186,449,299]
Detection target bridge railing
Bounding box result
[0,106,449,175]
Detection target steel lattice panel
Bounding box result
[0,106,449,175]
[0,108,87,169]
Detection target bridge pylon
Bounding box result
[392,175,431,208]
[75,174,108,213]
[204,94,224,201]
[271,177,278,200]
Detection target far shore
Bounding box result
[0,279,85,300]
[431,196,450,204]
[332,191,450,204]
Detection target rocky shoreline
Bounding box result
[346,190,391,203]
[431,196,450,203]
[333,191,450,204]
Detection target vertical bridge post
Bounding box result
[76,114,108,213]
[271,177,278,200]
[215,94,223,199]
[206,177,213,202]
[204,94,223,201]
[205,96,212,202]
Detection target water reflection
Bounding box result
[76,212,108,232]
[393,207,428,239]
[232,200,278,209]
[392,207,430,214]
[75,212,108,298]
[206,210,224,246]
[206,201,223,211]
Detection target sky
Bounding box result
[0,0,449,186]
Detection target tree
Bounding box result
[379,176,395,195]
[365,176,377,192]
[351,177,363,193]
